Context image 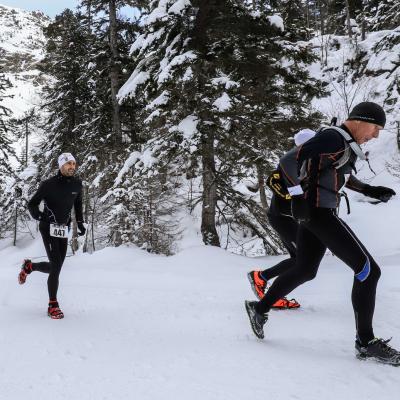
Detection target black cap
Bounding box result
[348,102,386,127]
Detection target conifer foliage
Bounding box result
[118,0,322,251]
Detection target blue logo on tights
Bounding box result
[355,258,370,282]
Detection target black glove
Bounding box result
[291,195,311,222]
[364,185,396,202]
[77,222,86,236]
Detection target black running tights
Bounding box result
[260,213,298,281]
[32,227,68,301]
[256,208,381,345]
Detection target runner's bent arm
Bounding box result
[27,183,45,220]
[345,175,368,193]
[74,187,84,223]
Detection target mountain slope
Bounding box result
[0,3,49,117]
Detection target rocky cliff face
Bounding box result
[0,3,49,116]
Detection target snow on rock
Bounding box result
[213,92,232,112]
[309,29,400,131]
[0,4,48,57]
[267,15,284,32]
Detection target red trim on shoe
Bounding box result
[248,270,268,300]
[48,306,64,319]
[271,297,301,309]
[18,260,32,285]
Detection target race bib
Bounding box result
[50,224,67,239]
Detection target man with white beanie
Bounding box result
[19,153,86,319]
[247,129,316,309]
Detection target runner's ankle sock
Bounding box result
[49,300,59,307]
[357,333,375,347]
[23,260,33,274]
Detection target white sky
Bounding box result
[0,1,137,18]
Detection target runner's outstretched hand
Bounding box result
[364,185,396,202]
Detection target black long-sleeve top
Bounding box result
[279,124,359,208]
[28,171,83,225]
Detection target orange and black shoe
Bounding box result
[271,297,301,310]
[18,259,33,285]
[247,270,268,300]
[48,301,64,319]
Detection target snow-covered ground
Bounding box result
[1,178,400,400]
[1,120,400,400]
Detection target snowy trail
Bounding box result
[1,238,400,400]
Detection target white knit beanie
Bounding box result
[58,153,76,168]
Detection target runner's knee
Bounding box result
[355,257,380,283]
[298,267,318,283]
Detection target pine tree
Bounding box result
[118,0,323,252]
[0,64,14,177]
[38,9,94,175]
[364,0,400,31]
[0,63,19,240]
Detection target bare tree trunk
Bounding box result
[257,165,268,212]
[70,210,79,254]
[25,119,29,167]
[201,129,220,247]
[82,185,90,253]
[87,0,92,34]
[345,0,353,41]
[397,121,400,152]
[305,0,310,39]
[13,202,17,246]
[109,0,122,141]
[360,7,366,41]
[192,0,220,247]
[318,0,325,36]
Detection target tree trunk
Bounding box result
[87,0,92,34]
[201,129,220,247]
[70,215,79,254]
[82,184,90,253]
[13,201,17,246]
[257,165,268,212]
[305,0,310,39]
[345,0,353,41]
[25,119,29,167]
[109,0,122,141]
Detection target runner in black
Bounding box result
[245,102,400,366]
[19,153,86,319]
[248,128,394,308]
[247,129,316,309]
